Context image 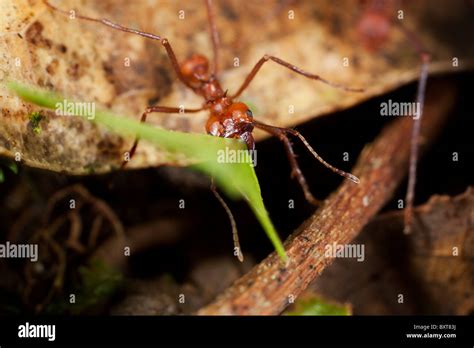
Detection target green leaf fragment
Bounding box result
[44,260,123,314]
[29,111,43,134]
[285,296,351,316]
[78,260,123,301]
[6,161,18,174]
[7,81,287,261]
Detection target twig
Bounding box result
[91,218,190,270]
[198,80,456,315]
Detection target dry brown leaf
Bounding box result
[310,187,474,315]
[1,0,473,174]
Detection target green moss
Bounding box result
[285,296,351,316]
[45,260,123,315]
[29,111,43,134]
[0,159,18,183]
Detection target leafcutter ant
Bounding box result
[44,0,362,261]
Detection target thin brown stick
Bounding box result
[198,80,456,315]
[91,218,190,270]
[88,215,104,248]
[65,210,86,253]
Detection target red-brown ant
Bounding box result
[357,0,430,233]
[43,0,362,260]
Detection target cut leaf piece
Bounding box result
[7,81,287,261]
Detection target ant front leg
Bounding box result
[43,0,194,90]
[254,122,319,205]
[121,105,203,168]
[231,55,364,99]
[254,121,360,206]
[204,0,220,76]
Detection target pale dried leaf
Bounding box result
[0,0,473,173]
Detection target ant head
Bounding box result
[180,54,210,85]
[205,102,255,150]
[226,102,255,150]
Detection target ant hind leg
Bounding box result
[254,120,360,205]
[254,122,320,206]
[231,55,364,99]
[397,22,431,234]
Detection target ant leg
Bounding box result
[205,0,220,76]
[396,23,431,234]
[231,55,364,99]
[210,178,243,262]
[121,105,203,168]
[254,121,360,205]
[254,122,320,205]
[43,0,194,89]
[404,58,429,233]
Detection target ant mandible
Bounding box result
[43,0,362,260]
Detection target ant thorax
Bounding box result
[199,77,225,101]
[179,54,225,100]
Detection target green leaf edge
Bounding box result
[6,81,287,261]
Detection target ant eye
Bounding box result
[246,109,253,118]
